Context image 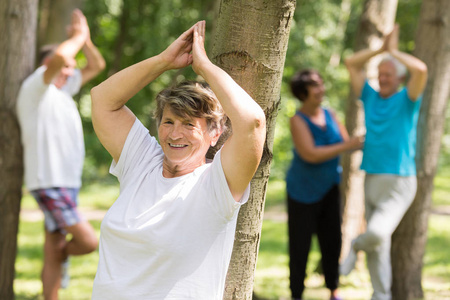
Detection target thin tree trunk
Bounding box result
[108,1,130,76]
[391,1,450,299]
[38,0,83,47]
[210,0,296,298]
[340,0,398,261]
[0,1,38,299]
[329,0,352,67]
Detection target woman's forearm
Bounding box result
[199,62,265,132]
[91,55,168,111]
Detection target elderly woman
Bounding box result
[285,69,363,300]
[90,21,266,299]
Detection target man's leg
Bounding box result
[63,220,98,256]
[354,175,417,300]
[42,230,66,300]
[366,237,392,300]
[31,187,98,299]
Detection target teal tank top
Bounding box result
[285,108,343,204]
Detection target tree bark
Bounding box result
[0,0,38,299]
[391,1,450,299]
[210,1,296,299]
[340,0,398,260]
[38,0,83,47]
[328,0,352,67]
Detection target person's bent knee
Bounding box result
[84,235,99,253]
[65,221,98,254]
[355,230,385,251]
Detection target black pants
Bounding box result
[287,185,342,298]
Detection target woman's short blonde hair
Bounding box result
[154,81,227,135]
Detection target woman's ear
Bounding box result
[210,128,222,146]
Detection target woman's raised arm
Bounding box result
[191,21,266,201]
[91,23,200,162]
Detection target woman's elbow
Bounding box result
[90,85,100,102]
[90,85,106,111]
[417,62,428,77]
[299,151,322,164]
[252,109,266,139]
[98,58,107,72]
[255,109,266,129]
[303,156,321,164]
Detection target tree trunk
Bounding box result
[328,0,352,67]
[340,0,398,260]
[38,0,83,47]
[0,0,38,299]
[391,1,450,299]
[210,1,296,299]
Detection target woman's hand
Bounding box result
[346,135,365,151]
[191,21,212,77]
[380,24,399,53]
[67,9,89,42]
[159,23,198,70]
[386,24,399,53]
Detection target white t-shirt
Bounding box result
[16,66,84,190]
[92,119,249,300]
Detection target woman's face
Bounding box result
[304,74,325,105]
[158,106,218,174]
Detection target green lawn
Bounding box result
[14,169,450,299]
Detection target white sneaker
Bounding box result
[340,244,357,276]
[61,258,70,289]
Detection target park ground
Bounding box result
[15,173,450,300]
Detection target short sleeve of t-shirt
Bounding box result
[110,118,164,184]
[207,149,250,220]
[360,80,374,103]
[19,67,48,105]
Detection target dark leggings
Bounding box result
[287,184,342,298]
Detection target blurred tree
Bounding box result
[209,0,296,298]
[339,0,398,263]
[38,0,83,48]
[0,0,38,299]
[392,0,450,298]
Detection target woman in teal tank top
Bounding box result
[285,69,364,300]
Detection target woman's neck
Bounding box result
[299,104,326,128]
[299,103,321,117]
[161,158,205,178]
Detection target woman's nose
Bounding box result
[169,124,183,139]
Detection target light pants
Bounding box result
[353,174,417,300]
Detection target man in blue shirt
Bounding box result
[340,25,428,300]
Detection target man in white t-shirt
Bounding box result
[16,9,105,300]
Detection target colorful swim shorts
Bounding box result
[30,187,83,233]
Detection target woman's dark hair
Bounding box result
[290,69,322,102]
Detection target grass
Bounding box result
[14,167,450,299]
